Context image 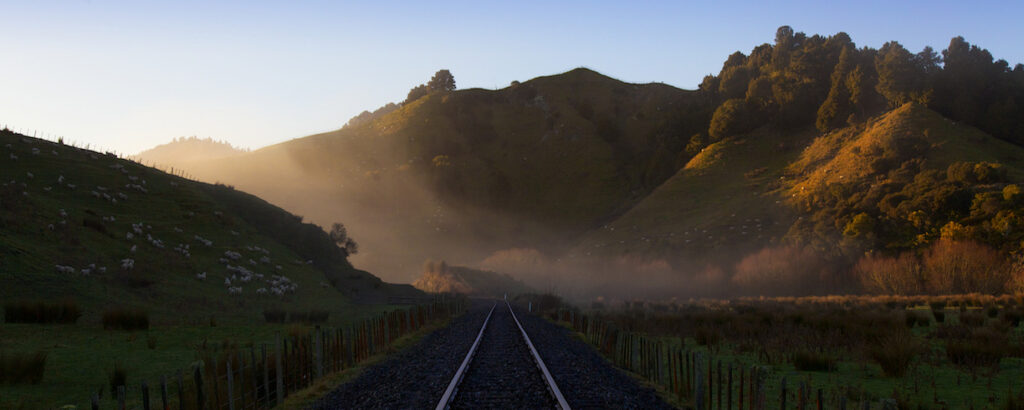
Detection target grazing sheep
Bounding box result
[126,232,134,240]
[9,153,17,160]
[66,183,75,189]
[31,148,39,155]
[256,288,268,295]
[173,227,183,233]
[26,172,33,178]
[224,277,232,286]
[196,272,207,280]
[259,256,271,264]
[120,259,134,270]
[223,250,241,261]
[194,235,213,247]
[48,224,54,230]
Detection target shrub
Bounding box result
[4,300,82,324]
[1003,309,1023,327]
[793,350,837,372]
[307,310,329,324]
[0,350,47,384]
[694,326,722,347]
[263,309,286,323]
[932,309,946,323]
[102,308,149,331]
[868,331,920,377]
[946,327,1009,369]
[904,311,931,328]
[987,305,1000,318]
[959,312,986,327]
[855,253,924,295]
[922,239,1011,294]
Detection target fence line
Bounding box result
[1,125,202,182]
[553,309,903,410]
[88,295,466,410]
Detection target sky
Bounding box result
[1,0,1022,155]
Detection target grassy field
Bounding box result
[0,129,427,408]
[554,294,1024,409]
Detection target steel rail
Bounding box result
[435,302,496,410]
[505,300,571,410]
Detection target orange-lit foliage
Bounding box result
[922,239,1010,294]
[855,239,1013,295]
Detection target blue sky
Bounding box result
[1,0,1021,154]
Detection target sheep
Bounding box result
[54,265,76,274]
[31,148,39,155]
[96,186,107,191]
[43,186,51,191]
[196,272,207,280]
[9,153,17,160]
[248,259,257,266]
[224,277,232,286]
[223,250,242,261]
[51,150,58,156]
[26,172,33,178]
[259,256,271,264]
[256,288,268,295]
[126,232,134,240]
[230,230,239,236]
[117,192,128,200]
[120,259,134,270]
[57,175,67,185]
[227,286,242,295]
[66,183,75,189]
[194,235,213,247]
[98,266,106,274]
[173,227,183,233]
[170,181,179,187]
[131,223,144,234]
[48,224,54,230]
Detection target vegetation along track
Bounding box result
[438,301,569,410]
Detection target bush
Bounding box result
[904,311,931,328]
[263,309,286,323]
[4,300,82,324]
[868,331,920,377]
[694,326,722,347]
[987,305,1000,318]
[793,350,837,372]
[0,351,47,384]
[946,328,1009,369]
[854,253,923,295]
[932,309,946,323]
[102,308,149,331]
[922,239,1011,294]
[959,312,986,327]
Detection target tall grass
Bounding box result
[4,300,82,324]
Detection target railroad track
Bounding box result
[436,300,571,410]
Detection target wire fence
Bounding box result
[87,295,466,410]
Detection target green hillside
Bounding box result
[0,129,415,323]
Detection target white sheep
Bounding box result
[26,172,33,178]
[9,153,17,160]
[126,232,134,240]
[196,272,207,280]
[57,175,64,184]
[120,259,134,270]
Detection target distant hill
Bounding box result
[135,27,1024,297]
[0,129,418,323]
[411,261,534,297]
[135,136,247,168]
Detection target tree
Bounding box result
[404,84,429,104]
[329,222,359,256]
[709,98,759,141]
[428,69,456,92]
[875,41,927,108]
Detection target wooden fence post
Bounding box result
[194,365,205,410]
[738,366,744,410]
[142,381,151,410]
[817,388,823,410]
[781,376,787,410]
[695,353,705,410]
[717,360,723,409]
[315,326,324,380]
[177,370,185,410]
[117,385,126,410]
[262,344,270,406]
[226,359,235,410]
[728,364,733,410]
[91,394,99,410]
[276,334,284,405]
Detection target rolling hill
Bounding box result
[135,28,1024,297]
[0,129,418,323]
